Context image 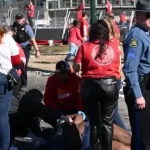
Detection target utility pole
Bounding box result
[90,0,97,25]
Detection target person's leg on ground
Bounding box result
[9,112,26,145]
[65,44,78,61]
[0,73,12,150]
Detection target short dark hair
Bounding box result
[73,20,79,26]
[15,13,24,20]
[55,60,70,73]
[82,12,87,17]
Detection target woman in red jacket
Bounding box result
[73,20,119,150]
[65,20,83,61]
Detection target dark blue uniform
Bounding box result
[123,25,150,150]
[12,21,34,87]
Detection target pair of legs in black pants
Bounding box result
[80,77,119,150]
[124,86,150,150]
[9,89,61,145]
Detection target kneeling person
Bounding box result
[44,60,85,126]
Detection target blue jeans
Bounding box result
[65,44,78,61]
[0,73,12,150]
[113,79,126,130]
[82,122,91,150]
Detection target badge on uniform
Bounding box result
[129,38,138,47]
[128,50,136,59]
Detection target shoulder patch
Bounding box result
[129,38,138,47]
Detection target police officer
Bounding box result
[12,13,40,87]
[123,0,150,150]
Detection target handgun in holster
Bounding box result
[139,75,150,90]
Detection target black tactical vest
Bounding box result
[12,22,30,43]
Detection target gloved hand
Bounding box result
[60,115,73,124]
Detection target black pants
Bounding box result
[22,46,30,87]
[80,77,118,150]
[124,86,150,150]
[28,16,34,28]
[9,90,61,145]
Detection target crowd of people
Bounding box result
[0,0,150,150]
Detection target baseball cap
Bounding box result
[55,60,70,73]
[15,13,24,20]
[136,0,150,12]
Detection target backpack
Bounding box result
[62,29,69,45]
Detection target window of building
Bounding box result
[72,0,83,7]
[97,0,105,5]
[60,0,70,8]
[85,0,90,7]
[48,0,58,9]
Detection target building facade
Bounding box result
[1,0,136,10]
[35,0,136,10]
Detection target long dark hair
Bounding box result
[89,20,109,58]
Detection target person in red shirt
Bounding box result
[80,12,89,41]
[25,1,35,27]
[73,20,119,150]
[65,20,83,61]
[76,2,84,21]
[120,12,127,28]
[105,0,112,15]
[44,60,85,125]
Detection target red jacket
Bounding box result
[120,13,126,23]
[44,73,83,115]
[68,27,83,45]
[26,5,35,18]
[106,1,112,14]
[76,10,82,21]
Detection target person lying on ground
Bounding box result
[9,88,71,145]
[77,121,131,150]
[40,115,131,150]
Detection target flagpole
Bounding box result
[90,0,96,25]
